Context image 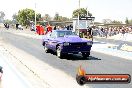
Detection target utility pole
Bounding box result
[35,2,37,32]
[86,7,88,28]
[79,0,80,8]
[78,0,80,35]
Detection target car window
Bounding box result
[57,31,74,37]
[59,32,65,37]
[51,32,57,38]
[65,31,72,35]
[46,32,51,38]
[72,32,77,35]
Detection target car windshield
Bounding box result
[57,31,75,37]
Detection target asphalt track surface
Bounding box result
[0,29,132,88]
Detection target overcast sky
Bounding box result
[0,0,132,22]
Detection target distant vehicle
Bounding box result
[18,25,23,30]
[42,30,93,58]
[0,66,3,79]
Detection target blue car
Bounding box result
[42,30,93,58]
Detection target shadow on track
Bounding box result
[49,50,101,61]
[61,54,101,61]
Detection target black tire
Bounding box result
[57,46,64,58]
[82,52,90,58]
[44,44,50,53]
[63,53,68,58]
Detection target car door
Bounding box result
[44,32,53,49]
[50,32,58,51]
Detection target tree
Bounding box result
[54,13,60,21]
[4,19,12,24]
[58,16,63,21]
[112,20,122,24]
[43,14,51,21]
[129,19,132,24]
[102,19,112,24]
[36,13,41,21]
[12,13,17,20]
[0,11,5,23]
[125,17,129,24]
[12,13,18,24]
[17,8,35,26]
[53,13,70,21]
[72,8,92,18]
[17,8,41,26]
[61,17,70,21]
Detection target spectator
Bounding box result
[54,25,56,30]
[69,25,73,30]
[16,24,19,30]
[6,24,9,29]
[67,25,70,30]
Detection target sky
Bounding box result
[0,0,132,22]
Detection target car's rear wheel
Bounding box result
[82,52,90,58]
[44,44,50,53]
[57,46,64,58]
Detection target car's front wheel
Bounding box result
[44,44,50,53]
[57,46,64,58]
[82,52,90,58]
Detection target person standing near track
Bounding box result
[0,66,3,80]
[45,24,52,34]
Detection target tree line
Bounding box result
[1,8,92,26]
[0,8,132,26]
